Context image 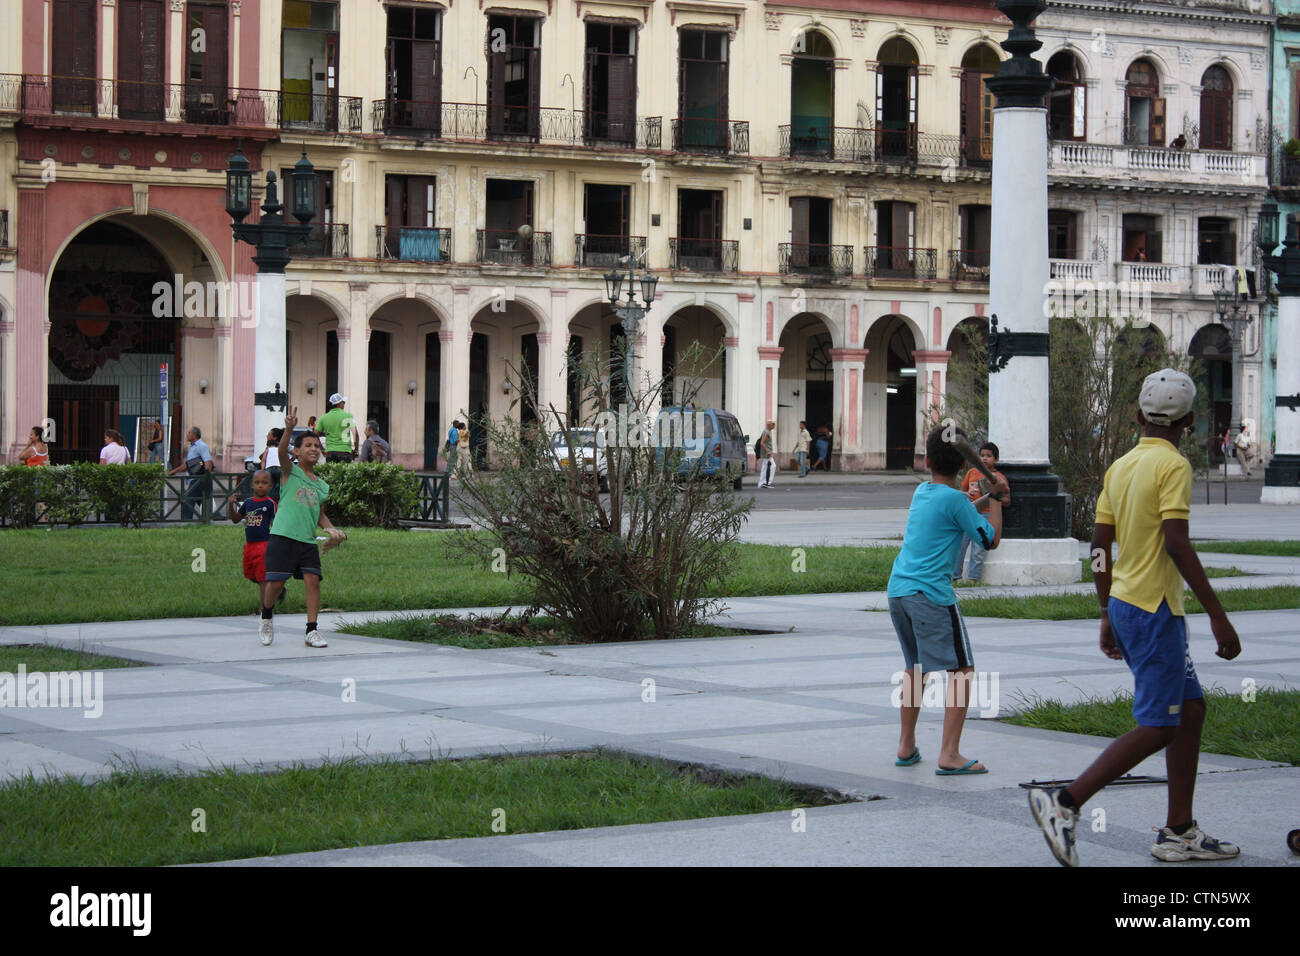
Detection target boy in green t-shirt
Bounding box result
[259,407,346,648]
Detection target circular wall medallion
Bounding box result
[44,144,57,156]
[81,146,95,159]
[119,148,132,161]
[154,150,167,164]
[191,151,203,165]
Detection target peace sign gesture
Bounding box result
[284,406,298,430]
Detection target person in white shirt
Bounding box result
[99,430,131,465]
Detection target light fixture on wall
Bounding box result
[199,378,210,394]
[407,380,418,395]
[503,379,512,395]
[306,378,317,395]
[900,367,918,377]
[792,389,801,397]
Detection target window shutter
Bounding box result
[1151,97,1166,146]
[790,197,810,246]
[1073,84,1087,139]
[387,176,405,230]
[607,54,633,142]
[527,47,541,138]
[875,72,883,124]
[487,47,506,134]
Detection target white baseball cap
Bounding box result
[328,393,347,406]
[1139,368,1195,426]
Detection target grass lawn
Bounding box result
[960,585,1300,620]
[954,559,1246,587]
[337,613,757,648]
[0,751,819,866]
[0,526,899,626]
[0,645,144,672]
[1193,540,1300,557]
[1003,687,1299,765]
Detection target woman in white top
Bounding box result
[100,429,131,465]
[260,427,284,493]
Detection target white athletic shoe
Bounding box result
[259,620,274,646]
[304,628,328,648]
[1151,823,1240,862]
[1028,787,1079,867]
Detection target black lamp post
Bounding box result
[1212,283,1254,463]
[604,252,658,399]
[225,145,318,431]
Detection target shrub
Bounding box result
[83,464,167,527]
[1284,137,1300,157]
[453,342,752,642]
[0,467,43,528]
[313,462,420,529]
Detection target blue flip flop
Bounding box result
[936,759,988,775]
[895,749,921,767]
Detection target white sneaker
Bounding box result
[1151,822,1240,862]
[259,620,274,646]
[1028,787,1079,867]
[305,628,328,648]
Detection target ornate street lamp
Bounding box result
[1212,283,1254,466]
[225,146,318,440]
[604,251,656,398]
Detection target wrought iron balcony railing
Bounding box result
[290,222,349,259]
[0,73,363,132]
[371,98,664,151]
[669,238,738,273]
[864,246,938,280]
[949,248,990,282]
[779,125,873,162]
[477,229,551,267]
[778,242,854,277]
[574,234,647,269]
[671,118,749,155]
[376,226,452,263]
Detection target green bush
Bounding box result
[82,464,167,527]
[313,462,420,529]
[0,464,166,528]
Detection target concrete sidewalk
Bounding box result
[2,564,1295,866]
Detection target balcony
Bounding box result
[371,99,663,150]
[293,222,350,259]
[0,74,364,133]
[669,238,738,273]
[778,243,853,278]
[376,226,451,262]
[671,118,749,156]
[1049,258,1098,281]
[1192,263,1233,297]
[779,125,872,162]
[574,234,647,269]
[949,249,990,282]
[865,246,938,280]
[477,229,551,267]
[1049,140,1264,187]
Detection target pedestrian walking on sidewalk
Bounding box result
[757,420,777,488]
[794,420,812,477]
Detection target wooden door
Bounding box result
[119,0,165,120]
[186,2,228,124]
[52,0,97,113]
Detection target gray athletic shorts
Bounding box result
[888,592,974,673]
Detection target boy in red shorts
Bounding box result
[228,470,277,609]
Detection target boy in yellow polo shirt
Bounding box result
[1028,369,1242,867]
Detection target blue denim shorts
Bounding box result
[1108,597,1203,727]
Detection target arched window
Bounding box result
[876,38,919,161]
[1125,59,1164,146]
[1047,50,1086,141]
[1200,65,1233,151]
[789,30,835,157]
[960,44,999,165]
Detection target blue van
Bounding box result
[655,406,749,490]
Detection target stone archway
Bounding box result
[662,306,727,410]
[778,312,836,468]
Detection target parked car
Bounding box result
[550,427,608,492]
[655,406,748,490]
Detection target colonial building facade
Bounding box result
[0,0,1277,472]
[1038,0,1274,460]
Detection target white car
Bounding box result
[551,428,608,492]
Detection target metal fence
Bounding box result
[574,234,647,268]
[376,226,452,262]
[477,229,552,267]
[669,238,739,273]
[294,223,350,259]
[864,246,939,280]
[778,243,854,277]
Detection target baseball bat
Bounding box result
[951,436,1004,501]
